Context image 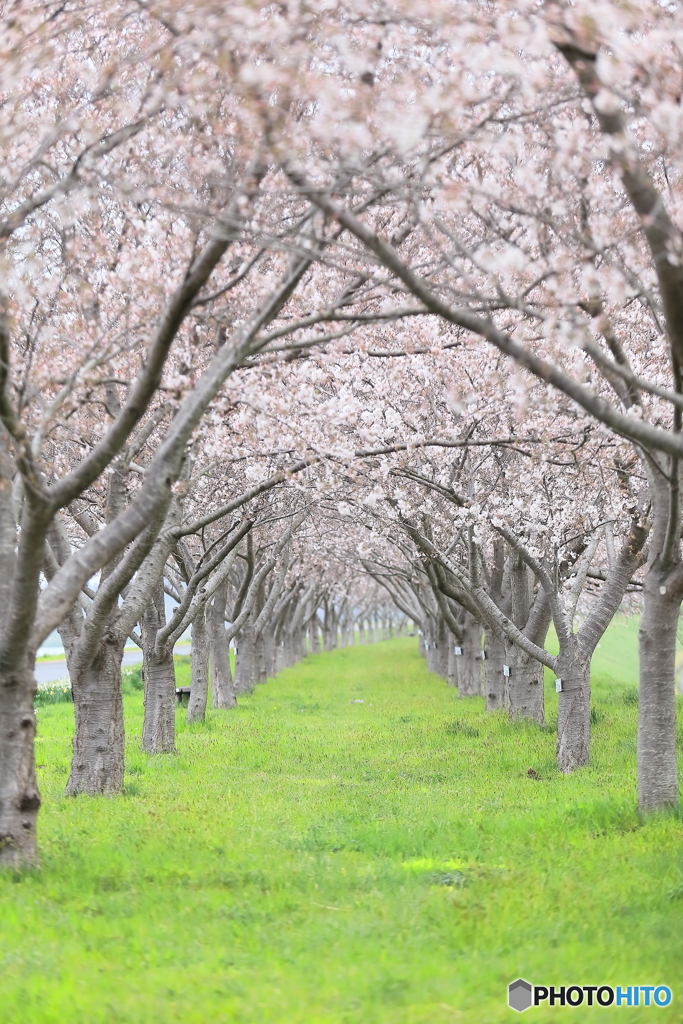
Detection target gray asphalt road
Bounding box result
[35,645,191,685]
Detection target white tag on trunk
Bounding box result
[481,650,487,661]
[555,678,563,693]
[503,664,510,677]
[454,646,462,656]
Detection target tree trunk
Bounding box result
[435,614,449,676]
[458,615,482,697]
[264,630,276,678]
[446,640,458,688]
[66,636,125,796]
[274,638,285,673]
[285,632,295,667]
[0,436,41,866]
[209,582,235,710]
[505,643,545,725]
[323,619,337,651]
[187,610,210,724]
[141,578,176,753]
[423,628,437,673]
[638,566,680,810]
[309,621,321,654]
[484,632,506,711]
[456,650,475,696]
[555,644,590,771]
[292,628,302,663]
[0,660,40,867]
[253,632,267,683]
[234,618,256,694]
[142,647,177,753]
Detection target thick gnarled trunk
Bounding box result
[638,569,679,811]
[264,630,276,677]
[253,632,267,684]
[0,661,40,867]
[505,644,544,725]
[66,638,125,796]
[142,579,176,754]
[483,632,506,711]
[142,646,176,754]
[323,622,337,651]
[555,646,590,772]
[435,614,449,676]
[423,628,439,674]
[308,620,321,653]
[0,442,40,865]
[234,618,256,694]
[458,615,482,697]
[446,641,459,688]
[187,609,210,724]
[209,583,236,710]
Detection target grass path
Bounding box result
[2,637,682,1022]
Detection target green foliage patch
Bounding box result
[1,630,682,1023]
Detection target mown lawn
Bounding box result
[1,629,682,1023]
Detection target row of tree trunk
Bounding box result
[57,584,405,806]
[421,615,545,722]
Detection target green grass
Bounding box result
[1,629,682,1023]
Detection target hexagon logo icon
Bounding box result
[508,978,533,1012]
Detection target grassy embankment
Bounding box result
[1,620,682,1023]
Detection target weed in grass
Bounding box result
[444,719,479,738]
[429,870,466,888]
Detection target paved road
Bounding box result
[35,645,191,685]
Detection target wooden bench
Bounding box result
[175,686,191,705]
